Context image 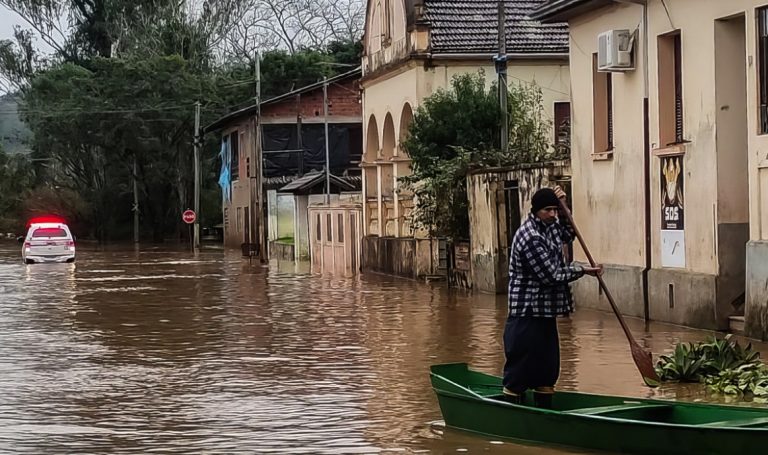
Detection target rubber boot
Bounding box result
[533,387,555,409]
[502,387,524,405]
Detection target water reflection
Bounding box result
[0,242,765,454]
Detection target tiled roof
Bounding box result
[424,0,569,55]
[531,0,612,22]
[265,173,362,191]
[278,170,356,193]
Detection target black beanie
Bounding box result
[531,188,560,213]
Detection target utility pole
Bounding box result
[133,157,139,245]
[496,0,509,154]
[323,76,331,204]
[255,51,267,263]
[193,101,201,251]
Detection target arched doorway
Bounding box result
[381,113,396,198]
[364,115,380,236]
[397,103,413,157]
[364,115,380,197]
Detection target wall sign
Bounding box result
[661,156,684,230]
[661,156,685,268]
[661,230,685,268]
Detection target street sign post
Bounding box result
[182,210,196,224]
[183,209,196,252]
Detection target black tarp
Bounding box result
[262,123,362,178]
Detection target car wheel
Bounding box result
[24,259,34,265]
[66,258,75,263]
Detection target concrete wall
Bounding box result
[467,162,571,294]
[269,241,295,261]
[746,241,768,339]
[362,236,416,278]
[361,236,441,279]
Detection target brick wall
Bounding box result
[261,79,361,120]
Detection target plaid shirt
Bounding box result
[508,213,584,317]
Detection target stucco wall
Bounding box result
[569,4,651,270]
[366,0,408,55]
[567,0,768,331]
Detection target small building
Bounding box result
[204,69,363,256]
[276,170,358,261]
[361,0,572,279]
[532,0,768,337]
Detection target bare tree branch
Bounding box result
[220,0,364,62]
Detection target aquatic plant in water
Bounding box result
[656,335,768,397]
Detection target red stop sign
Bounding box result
[182,210,196,224]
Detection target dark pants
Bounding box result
[502,315,560,394]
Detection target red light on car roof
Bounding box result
[26,215,67,228]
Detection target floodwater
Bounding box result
[0,242,765,454]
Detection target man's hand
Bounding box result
[554,185,567,201]
[583,265,603,277]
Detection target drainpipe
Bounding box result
[617,0,651,321]
[640,1,651,323]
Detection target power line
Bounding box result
[0,100,236,117]
[505,74,570,97]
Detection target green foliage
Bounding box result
[657,335,768,397]
[325,40,363,67]
[0,146,34,233]
[20,56,217,241]
[0,94,32,154]
[705,363,768,398]
[22,185,90,236]
[403,71,500,177]
[401,71,559,239]
[656,342,707,382]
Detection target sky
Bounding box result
[0,5,56,94]
[1,5,27,42]
[0,6,23,95]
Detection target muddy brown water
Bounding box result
[0,242,765,453]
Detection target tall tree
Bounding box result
[0,145,34,232]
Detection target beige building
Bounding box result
[361,0,572,278]
[533,0,768,338]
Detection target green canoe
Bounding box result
[431,363,768,455]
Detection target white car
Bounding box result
[22,222,76,264]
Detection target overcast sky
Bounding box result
[0,5,55,94]
[1,6,25,42]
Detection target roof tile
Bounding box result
[424,0,569,54]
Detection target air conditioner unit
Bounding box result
[598,29,635,72]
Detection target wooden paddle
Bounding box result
[557,198,660,388]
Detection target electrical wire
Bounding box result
[505,74,570,97]
[661,0,675,29]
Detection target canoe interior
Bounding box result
[430,363,768,428]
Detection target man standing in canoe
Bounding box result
[503,186,602,408]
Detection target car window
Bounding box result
[32,228,68,238]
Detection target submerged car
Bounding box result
[22,222,76,264]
